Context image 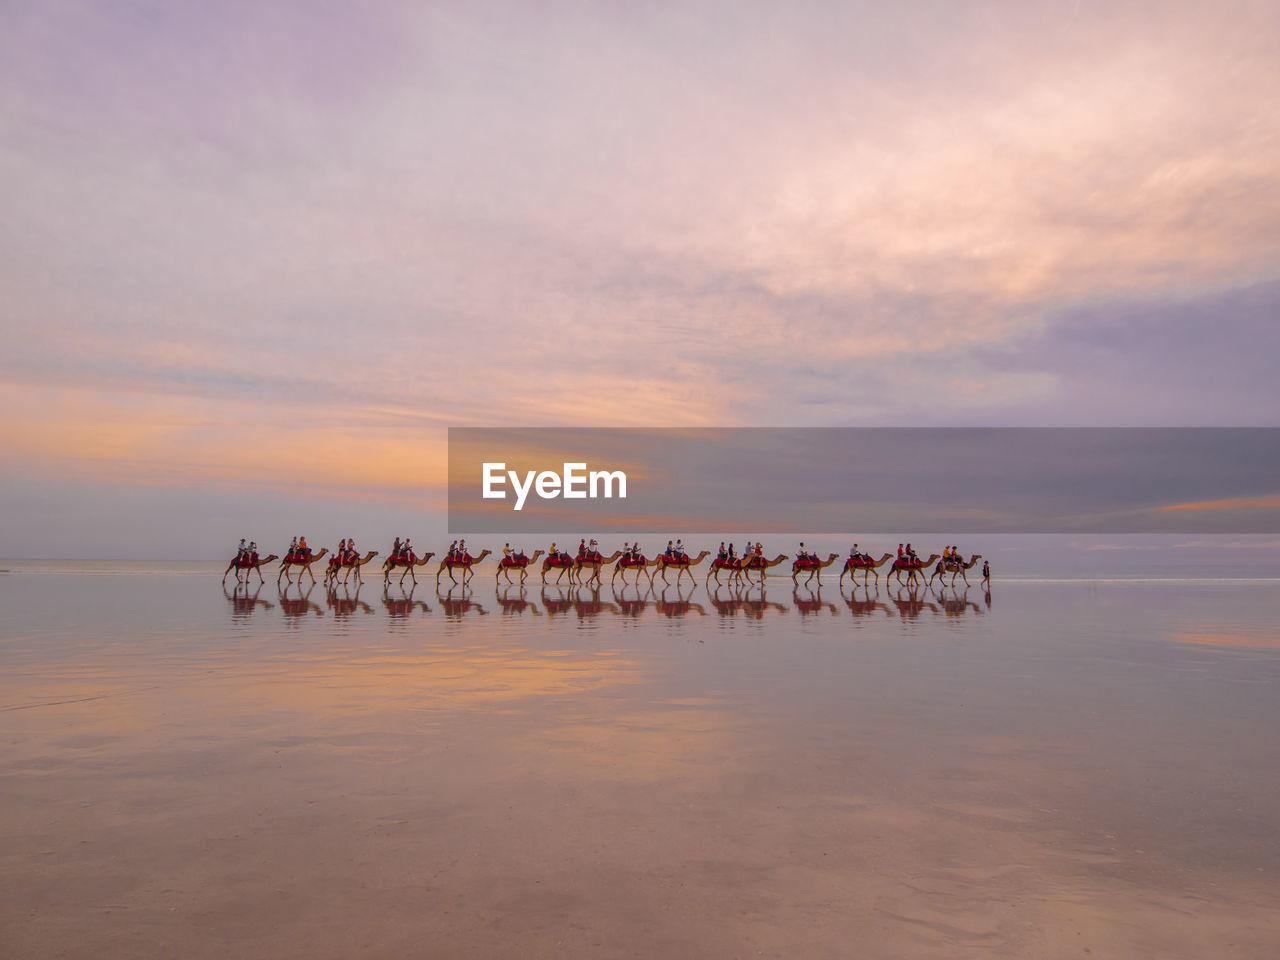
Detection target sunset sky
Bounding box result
[3,1,1279,558]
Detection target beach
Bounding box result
[3,565,1277,958]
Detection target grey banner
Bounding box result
[447,427,1280,533]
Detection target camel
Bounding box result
[496,549,545,583]
[737,554,789,584]
[277,547,329,585]
[436,549,492,584]
[611,553,660,585]
[654,550,711,585]
[837,553,893,587]
[573,550,623,585]
[791,552,840,586]
[540,551,578,585]
[325,551,379,587]
[887,553,940,587]
[929,554,983,587]
[706,554,786,585]
[222,553,278,585]
[382,551,437,587]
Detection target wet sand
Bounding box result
[2,569,1278,957]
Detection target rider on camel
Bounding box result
[298,535,309,559]
[236,539,248,561]
[676,539,687,560]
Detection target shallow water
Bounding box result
[2,563,1279,958]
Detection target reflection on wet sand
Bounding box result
[792,585,838,617]
[381,585,430,620]
[278,582,324,621]
[436,585,488,618]
[3,575,1278,959]
[242,580,996,625]
[223,582,274,620]
[324,583,374,619]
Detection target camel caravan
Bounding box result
[223,537,987,589]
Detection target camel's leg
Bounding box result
[222,563,235,584]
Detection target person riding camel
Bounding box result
[248,541,258,562]
[236,539,247,561]
[728,542,737,561]
[717,541,727,561]
[402,538,413,562]
[458,540,468,561]
[665,540,674,559]
[298,536,309,559]
[905,543,917,565]
[503,543,513,564]
[392,537,402,562]
[676,539,687,560]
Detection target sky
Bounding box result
[2,0,1279,559]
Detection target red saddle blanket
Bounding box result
[618,556,647,567]
[575,551,603,563]
[500,555,529,567]
[445,553,474,564]
[232,554,260,568]
[711,557,741,570]
[546,555,573,567]
[285,551,312,563]
[893,558,925,570]
[793,558,821,569]
[386,553,417,567]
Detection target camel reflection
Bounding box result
[436,584,488,619]
[495,585,540,616]
[279,582,323,622]
[224,582,274,621]
[709,584,788,620]
[382,584,431,619]
[889,585,938,621]
[792,585,838,617]
[539,585,618,620]
[326,583,374,619]
[839,585,892,619]
[613,584,654,619]
[655,584,706,618]
[932,584,986,618]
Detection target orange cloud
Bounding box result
[1155,495,1280,513]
